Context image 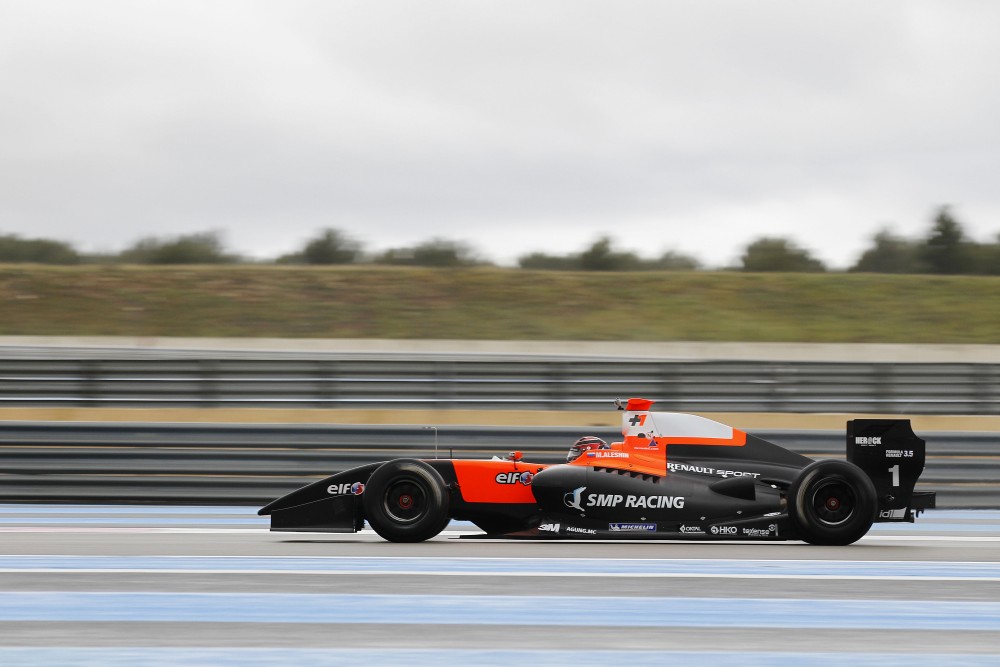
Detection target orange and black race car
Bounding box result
[259,398,936,545]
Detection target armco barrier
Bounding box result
[0,423,993,507]
[0,354,999,414]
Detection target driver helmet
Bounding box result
[567,436,608,462]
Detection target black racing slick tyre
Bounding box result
[789,459,877,546]
[363,459,451,543]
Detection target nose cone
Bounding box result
[530,465,588,514]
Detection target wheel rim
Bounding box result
[809,479,856,526]
[383,478,428,524]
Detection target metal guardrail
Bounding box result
[1,355,999,414]
[0,423,993,507]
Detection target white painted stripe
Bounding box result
[1,567,998,581]
[0,642,1000,667]
[4,556,1000,581]
[0,527,273,534]
[12,554,1000,564]
[861,535,1000,542]
[0,647,997,667]
[1,527,997,542]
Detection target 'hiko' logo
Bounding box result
[564,486,586,513]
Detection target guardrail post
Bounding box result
[316,360,337,408]
[80,359,98,407]
[771,364,789,412]
[975,364,998,415]
[199,359,218,407]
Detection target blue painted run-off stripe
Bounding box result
[1,592,999,630]
[0,648,998,667]
[3,555,1000,579]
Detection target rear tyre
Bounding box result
[363,459,451,543]
[789,459,877,546]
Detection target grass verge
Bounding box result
[2,265,999,343]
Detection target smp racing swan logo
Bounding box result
[564,486,587,513]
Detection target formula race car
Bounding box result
[259,398,936,545]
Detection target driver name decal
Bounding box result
[586,451,629,459]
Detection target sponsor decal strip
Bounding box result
[610,523,657,532]
[2,592,1000,629]
[667,462,760,479]
[564,488,685,510]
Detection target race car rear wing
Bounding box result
[846,419,936,522]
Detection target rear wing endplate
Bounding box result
[847,419,936,522]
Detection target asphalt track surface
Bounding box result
[2,506,1000,666]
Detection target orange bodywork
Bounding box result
[569,441,666,476]
[452,459,548,504]
[568,431,748,477]
[453,398,750,499]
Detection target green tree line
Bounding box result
[2,207,998,273]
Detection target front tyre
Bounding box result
[363,459,451,543]
[789,460,877,546]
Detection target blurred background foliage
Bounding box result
[2,207,999,343]
[2,207,999,274]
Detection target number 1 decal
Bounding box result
[889,464,900,487]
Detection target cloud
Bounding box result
[2,1,999,267]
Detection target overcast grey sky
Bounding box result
[2,1,999,268]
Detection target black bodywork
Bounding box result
[260,416,936,546]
